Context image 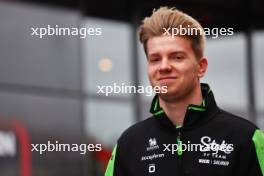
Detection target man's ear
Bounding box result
[197,57,208,78]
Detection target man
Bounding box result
[105,7,264,176]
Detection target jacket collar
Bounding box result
[150,83,220,131]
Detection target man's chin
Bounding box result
[157,90,180,102]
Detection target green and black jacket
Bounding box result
[105,83,264,176]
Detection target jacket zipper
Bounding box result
[177,130,183,175]
[177,131,183,156]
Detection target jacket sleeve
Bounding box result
[236,129,264,176]
[105,144,126,176]
[251,129,264,176]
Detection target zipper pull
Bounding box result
[177,132,183,156]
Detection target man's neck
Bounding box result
[159,85,203,126]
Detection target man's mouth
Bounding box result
[158,76,177,81]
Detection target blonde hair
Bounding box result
[138,7,205,59]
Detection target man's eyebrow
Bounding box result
[148,53,160,58]
[169,51,186,56]
[148,51,187,58]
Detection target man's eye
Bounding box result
[149,58,160,62]
[172,55,183,60]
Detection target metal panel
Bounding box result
[0,2,81,91]
[0,92,82,141]
[203,34,248,118]
[82,17,133,97]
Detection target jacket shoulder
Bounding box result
[216,109,258,136]
[118,117,155,141]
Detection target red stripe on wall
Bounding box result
[13,120,32,176]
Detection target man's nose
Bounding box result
[159,58,172,72]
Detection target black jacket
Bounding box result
[105,83,264,176]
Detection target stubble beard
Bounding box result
[157,79,198,103]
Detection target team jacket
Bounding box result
[105,83,264,176]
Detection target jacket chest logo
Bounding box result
[146,138,159,151]
[198,136,234,167]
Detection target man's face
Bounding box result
[146,35,206,101]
